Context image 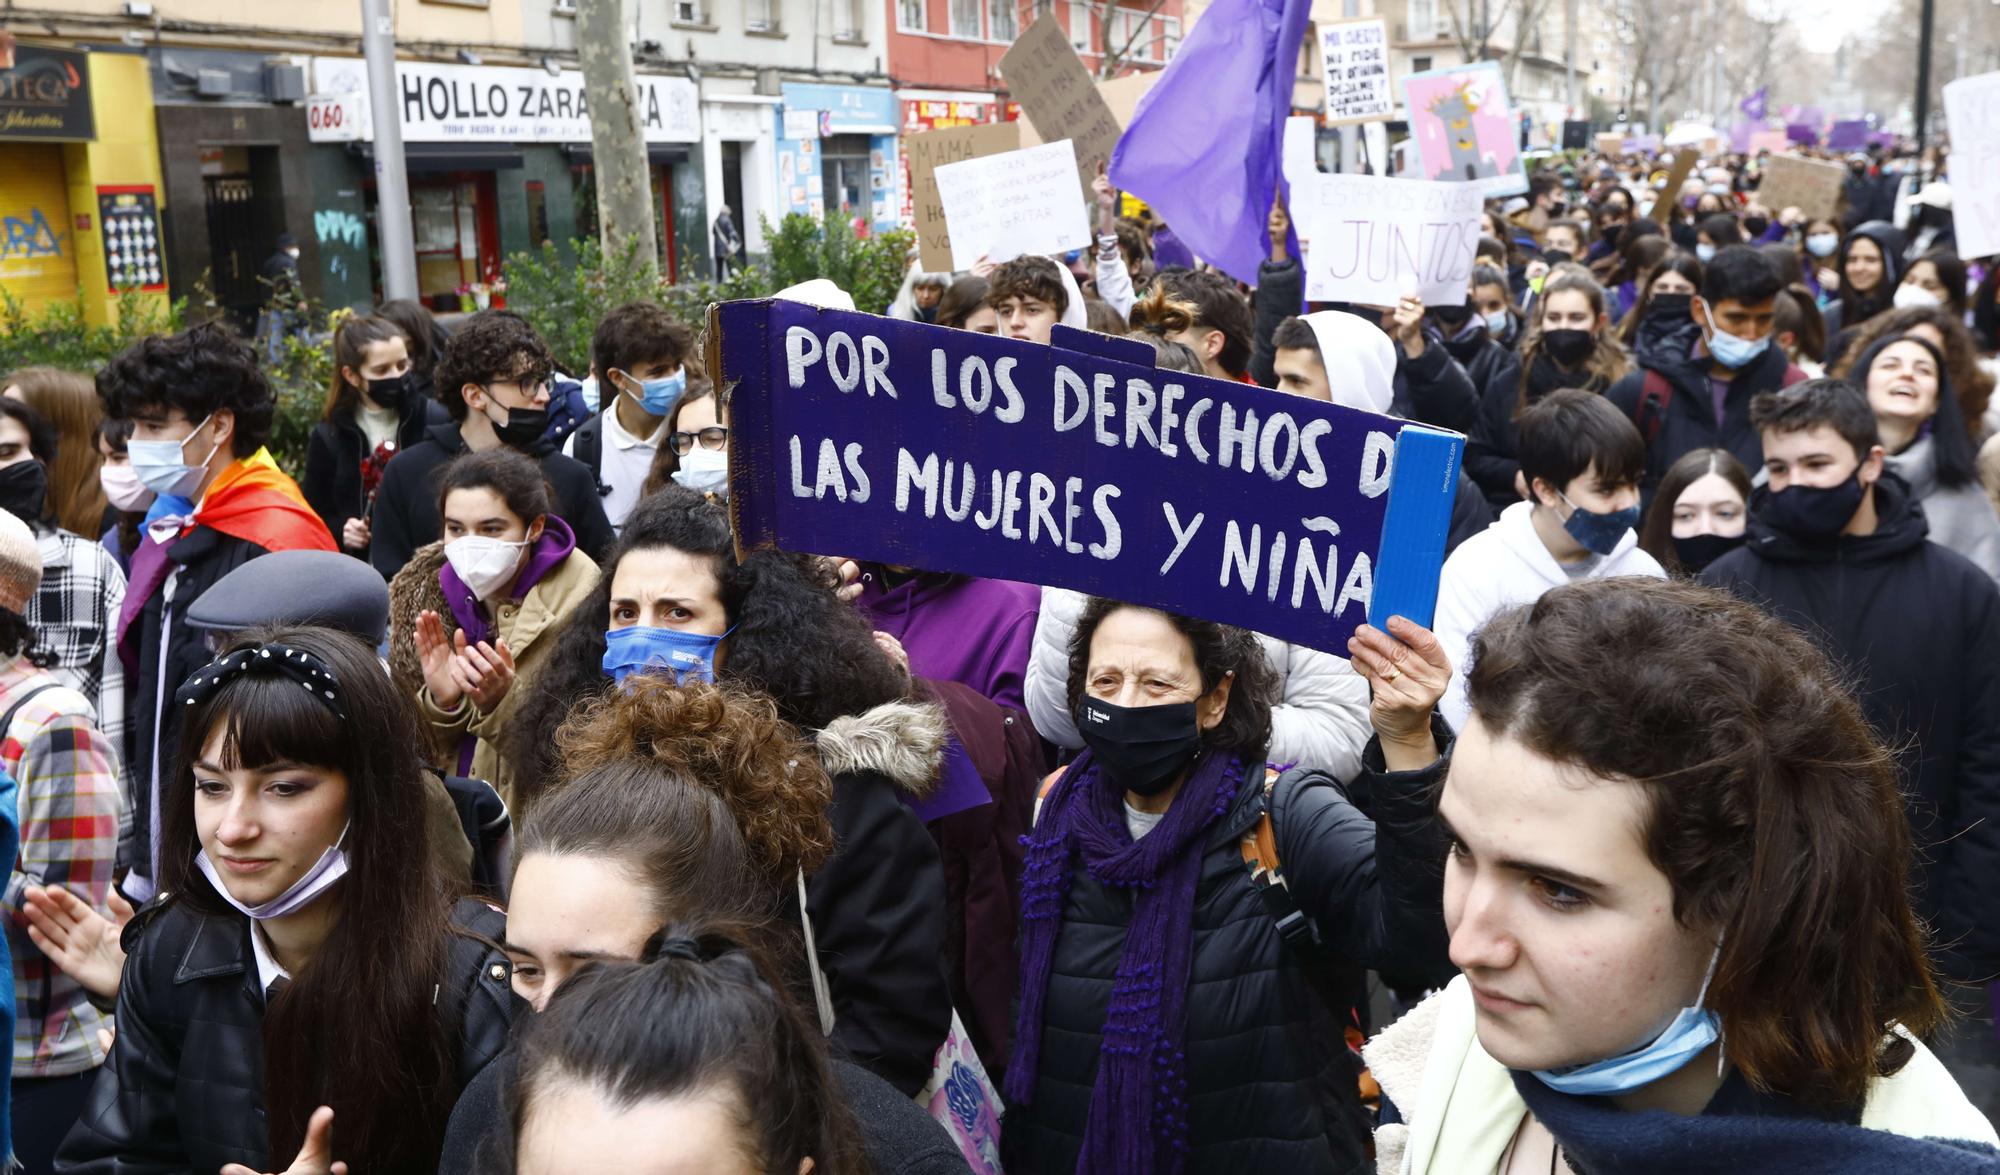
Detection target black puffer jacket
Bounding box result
[58,896,519,1173]
[810,700,956,1097]
[1004,734,1453,1175]
[1699,477,2000,984]
[1606,332,1806,501]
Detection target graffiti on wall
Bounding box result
[315,208,365,284]
[0,207,63,261]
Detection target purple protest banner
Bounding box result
[711,300,1464,654]
[1828,120,1871,151]
[1786,124,1818,146]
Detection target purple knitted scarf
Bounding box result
[1007,746,1246,1175]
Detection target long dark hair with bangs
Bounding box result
[159,625,461,1174]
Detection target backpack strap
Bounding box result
[572,412,610,497]
[1633,368,1674,446]
[0,683,61,752]
[1240,767,1321,951]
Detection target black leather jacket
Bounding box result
[57,895,518,1173]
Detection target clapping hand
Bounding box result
[222,1105,348,1175]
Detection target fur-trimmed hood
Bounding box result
[814,699,948,797]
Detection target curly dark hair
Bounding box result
[547,678,834,884]
[509,487,907,797]
[1465,577,1946,1111]
[432,310,554,423]
[96,321,273,457]
[590,301,693,381]
[987,255,1069,315]
[0,609,51,667]
[1063,597,1278,759]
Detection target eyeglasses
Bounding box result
[668,426,729,456]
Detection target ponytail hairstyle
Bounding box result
[482,926,870,1174]
[1465,578,1946,1112]
[161,625,459,1174]
[322,315,409,423]
[1517,271,1632,414]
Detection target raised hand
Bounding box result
[1347,616,1452,772]
[456,637,518,713]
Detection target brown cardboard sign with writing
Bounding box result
[905,122,1023,272]
[1595,132,1625,157]
[1000,15,1124,199]
[1757,154,1847,223]
[1649,151,1698,223]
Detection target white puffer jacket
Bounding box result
[1022,586,1374,781]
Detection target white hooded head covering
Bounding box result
[1297,311,1396,416]
[1053,261,1089,330]
[774,279,856,311]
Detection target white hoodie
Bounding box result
[1435,501,1665,729]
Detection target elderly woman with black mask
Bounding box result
[1003,602,1455,1174]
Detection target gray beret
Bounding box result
[186,551,391,645]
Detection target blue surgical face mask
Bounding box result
[1696,243,1718,264]
[1557,488,1640,556]
[1483,309,1511,336]
[195,820,351,920]
[1805,232,1840,258]
[1699,298,1771,369]
[618,367,687,418]
[602,623,735,684]
[1534,948,1723,1095]
[127,413,221,499]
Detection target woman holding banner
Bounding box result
[1365,576,1998,1173]
[1004,598,1454,1174]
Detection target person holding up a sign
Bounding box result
[1005,597,1454,1174]
[1435,390,1666,731]
[1365,577,1998,1174]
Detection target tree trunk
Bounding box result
[577,0,660,284]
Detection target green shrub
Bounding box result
[501,236,660,377]
[760,213,914,316]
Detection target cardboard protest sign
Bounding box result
[1295,171,1483,305]
[1946,72,2000,258]
[1000,16,1124,200]
[1756,154,1845,222]
[1594,132,1625,157]
[1747,130,1790,154]
[932,140,1092,270]
[904,122,1023,273]
[1648,151,1697,224]
[1319,18,1393,125]
[1401,62,1528,197]
[1016,73,1160,150]
[712,301,1466,654]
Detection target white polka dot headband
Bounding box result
[175,643,348,721]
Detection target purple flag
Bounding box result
[1739,87,1768,122]
[1110,0,1312,284]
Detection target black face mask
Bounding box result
[366,373,414,413]
[1760,471,1867,540]
[1542,328,1596,368]
[0,460,47,523]
[1600,222,1625,246]
[1075,696,1204,798]
[1646,292,1694,323]
[1671,531,1745,573]
[1430,302,1474,329]
[1743,216,1770,237]
[486,400,549,450]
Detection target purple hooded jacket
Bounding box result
[855,568,1039,713]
